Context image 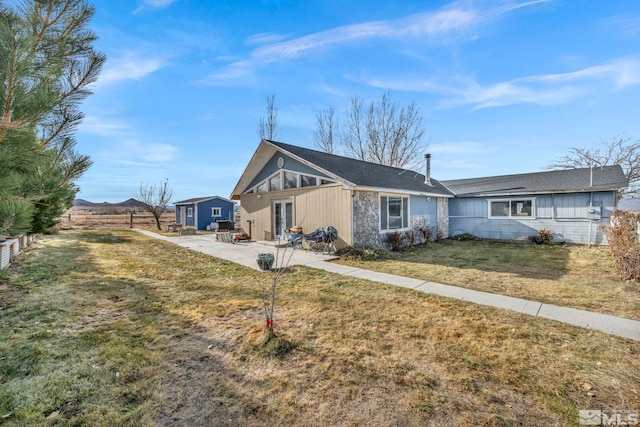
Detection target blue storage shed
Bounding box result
[175,196,236,231]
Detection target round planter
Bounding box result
[256,253,275,271]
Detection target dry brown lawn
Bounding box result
[335,240,640,320]
[1,230,638,426]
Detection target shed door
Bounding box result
[273,200,293,239]
[179,207,186,225]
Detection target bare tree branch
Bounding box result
[136,179,174,230]
[314,106,338,154]
[548,136,640,196]
[337,92,426,168]
[257,91,279,141]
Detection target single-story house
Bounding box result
[174,196,236,230]
[231,140,454,248]
[231,140,629,248]
[443,166,628,245]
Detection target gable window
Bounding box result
[187,207,193,217]
[212,207,221,217]
[284,171,297,189]
[488,199,534,219]
[380,196,409,230]
[301,175,317,187]
[248,170,335,194]
[269,174,282,191]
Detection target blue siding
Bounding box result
[196,198,235,230]
[246,152,330,191]
[449,191,616,244]
[175,198,236,230]
[409,195,437,229]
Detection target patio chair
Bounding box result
[303,226,338,254]
[284,232,304,249]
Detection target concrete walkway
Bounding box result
[135,229,640,342]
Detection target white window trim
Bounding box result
[247,169,335,194]
[187,207,193,217]
[379,194,410,232]
[487,198,536,219]
[212,207,221,217]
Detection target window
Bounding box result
[269,174,282,191]
[212,207,221,217]
[187,207,193,217]
[248,171,334,194]
[300,175,317,187]
[284,171,297,189]
[380,196,409,230]
[488,199,534,219]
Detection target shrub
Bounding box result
[530,228,553,245]
[602,210,640,281]
[335,246,388,261]
[453,233,479,241]
[418,225,435,242]
[383,231,405,251]
[405,229,417,247]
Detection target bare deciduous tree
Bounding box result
[136,179,173,230]
[257,91,279,141]
[548,136,640,196]
[314,106,338,154]
[319,92,427,168]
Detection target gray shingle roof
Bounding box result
[175,196,231,205]
[441,165,628,197]
[267,140,454,197]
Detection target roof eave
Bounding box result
[265,140,356,187]
[454,186,628,197]
[355,185,454,197]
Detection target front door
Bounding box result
[179,207,186,225]
[273,200,293,239]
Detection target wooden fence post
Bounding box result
[130,213,134,228]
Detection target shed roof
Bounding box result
[442,165,628,197]
[174,196,233,205]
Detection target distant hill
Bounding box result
[73,198,146,209]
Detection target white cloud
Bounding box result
[79,116,132,137]
[244,32,290,46]
[102,139,179,164]
[203,0,545,85]
[602,14,640,38]
[95,52,167,87]
[80,115,179,164]
[363,56,640,109]
[134,0,178,13]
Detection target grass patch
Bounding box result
[335,239,640,319]
[1,230,639,426]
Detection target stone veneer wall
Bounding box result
[352,190,384,248]
[436,197,449,239]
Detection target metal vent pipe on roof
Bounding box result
[424,153,433,186]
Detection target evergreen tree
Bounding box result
[0,0,104,237]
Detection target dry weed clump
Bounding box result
[602,210,640,281]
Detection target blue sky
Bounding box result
[76,0,640,203]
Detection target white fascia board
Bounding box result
[230,140,278,198]
[459,188,623,197]
[355,185,454,198]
